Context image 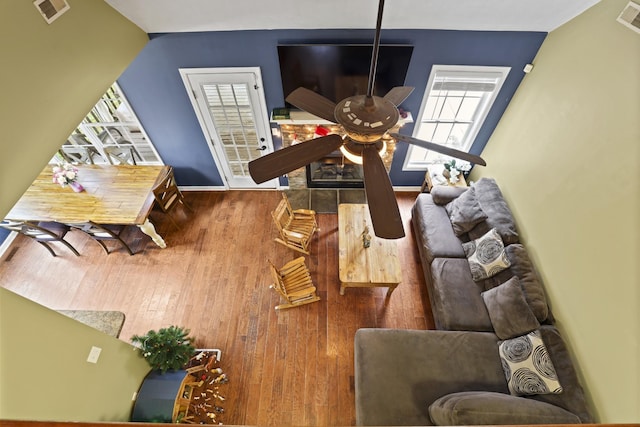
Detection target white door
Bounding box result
[181,68,277,188]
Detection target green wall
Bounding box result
[0,0,148,218]
[0,288,151,421]
[472,0,640,422]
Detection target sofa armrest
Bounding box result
[428,391,582,425]
[430,185,468,205]
[531,326,594,423]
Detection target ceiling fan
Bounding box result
[249,0,486,239]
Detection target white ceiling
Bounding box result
[105,0,600,34]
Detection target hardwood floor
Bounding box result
[0,191,433,426]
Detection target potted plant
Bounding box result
[442,159,472,182]
[131,325,196,373]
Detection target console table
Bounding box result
[421,164,468,193]
[338,204,402,299]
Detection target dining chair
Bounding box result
[67,221,135,255]
[58,145,102,165]
[268,257,320,310]
[0,220,80,257]
[152,166,193,227]
[104,145,138,165]
[271,192,318,255]
[98,126,124,144]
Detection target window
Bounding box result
[56,83,162,165]
[403,65,510,170]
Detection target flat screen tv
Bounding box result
[277,44,413,109]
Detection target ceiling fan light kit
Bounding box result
[340,139,387,166]
[248,0,486,239]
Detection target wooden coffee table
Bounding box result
[338,204,402,299]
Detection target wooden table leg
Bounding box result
[385,284,399,300]
[138,219,167,248]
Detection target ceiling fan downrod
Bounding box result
[365,0,385,103]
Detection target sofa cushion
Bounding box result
[428,391,581,425]
[430,185,468,205]
[468,178,519,245]
[462,228,511,281]
[445,186,488,236]
[499,329,563,396]
[505,244,550,323]
[355,329,508,426]
[481,244,551,323]
[481,277,540,340]
[412,194,466,264]
[429,258,493,331]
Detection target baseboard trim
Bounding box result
[178,186,227,191]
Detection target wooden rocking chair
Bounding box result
[268,257,320,310]
[271,193,318,255]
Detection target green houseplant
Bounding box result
[131,325,196,373]
[442,159,472,181]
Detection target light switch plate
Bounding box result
[87,346,102,363]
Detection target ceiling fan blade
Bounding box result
[390,133,487,166]
[248,134,343,184]
[285,87,337,123]
[361,144,405,239]
[383,86,414,107]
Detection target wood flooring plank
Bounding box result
[0,191,428,426]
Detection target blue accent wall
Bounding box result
[117,29,546,187]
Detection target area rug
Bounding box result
[58,310,125,338]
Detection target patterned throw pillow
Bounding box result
[462,228,511,281]
[499,330,563,396]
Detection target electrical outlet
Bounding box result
[87,346,102,363]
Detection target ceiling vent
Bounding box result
[34,0,70,24]
[617,1,640,34]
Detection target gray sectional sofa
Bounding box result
[354,178,593,425]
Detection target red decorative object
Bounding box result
[314,126,330,137]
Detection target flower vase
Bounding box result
[69,181,84,193]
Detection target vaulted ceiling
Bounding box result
[105,0,600,33]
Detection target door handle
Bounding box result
[256,145,267,151]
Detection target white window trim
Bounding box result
[402,65,510,171]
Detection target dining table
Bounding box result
[5,164,170,248]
